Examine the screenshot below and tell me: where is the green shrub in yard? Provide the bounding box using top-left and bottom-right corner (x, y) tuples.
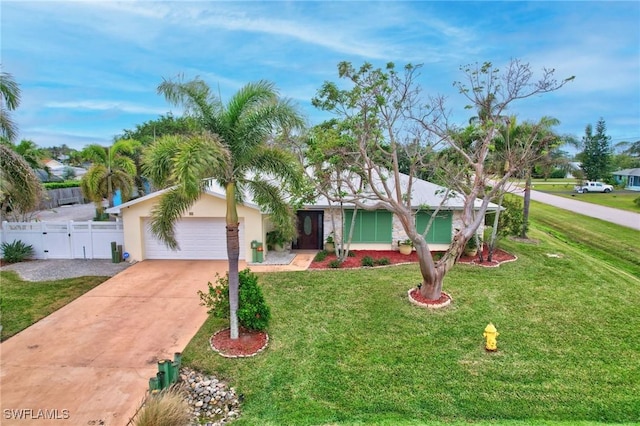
(43, 181), (80, 189)
(375, 257), (390, 265)
(1, 240), (35, 263)
(328, 259), (341, 268)
(198, 268), (270, 331)
(314, 250), (328, 262)
(361, 256), (375, 267)
(635, 196), (640, 207)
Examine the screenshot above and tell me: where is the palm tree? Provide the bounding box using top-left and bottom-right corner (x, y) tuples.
(0, 144), (43, 220)
(0, 70), (21, 142)
(144, 77), (305, 339)
(80, 139), (137, 216)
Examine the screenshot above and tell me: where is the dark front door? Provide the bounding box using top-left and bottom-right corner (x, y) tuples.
(295, 210), (323, 250)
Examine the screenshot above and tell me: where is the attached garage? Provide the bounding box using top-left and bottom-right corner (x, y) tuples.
(106, 187), (264, 263)
(143, 218), (245, 260)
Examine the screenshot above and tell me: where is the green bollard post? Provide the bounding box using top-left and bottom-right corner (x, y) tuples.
(156, 371), (166, 390)
(149, 376), (160, 391)
(157, 360), (171, 389)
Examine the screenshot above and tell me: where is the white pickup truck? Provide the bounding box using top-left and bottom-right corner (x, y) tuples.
(574, 181), (614, 193)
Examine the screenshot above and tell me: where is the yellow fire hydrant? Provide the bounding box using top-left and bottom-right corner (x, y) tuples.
(483, 323), (499, 352)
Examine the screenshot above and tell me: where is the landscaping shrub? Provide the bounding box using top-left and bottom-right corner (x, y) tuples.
(1, 240), (34, 263)
(375, 257), (390, 265)
(133, 388), (190, 426)
(361, 256), (375, 267)
(347, 250), (356, 257)
(313, 250), (328, 262)
(43, 181), (80, 190)
(328, 259), (341, 268)
(198, 268), (271, 331)
(634, 196), (640, 207)
(498, 196), (525, 236)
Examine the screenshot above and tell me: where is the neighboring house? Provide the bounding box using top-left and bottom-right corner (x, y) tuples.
(106, 175), (498, 262)
(566, 161), (582, 178)
(612, 168), (640, 191)
(42, 159), (87, 179)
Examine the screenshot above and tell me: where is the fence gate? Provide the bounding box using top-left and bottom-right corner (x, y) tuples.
(42, 222), (73, 259)
(1, 221), (124, 260)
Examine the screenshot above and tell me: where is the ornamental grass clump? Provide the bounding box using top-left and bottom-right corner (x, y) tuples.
(1, 240), (34, 263)
(133, 388), (190, 426)
(199, 268), (271, 331)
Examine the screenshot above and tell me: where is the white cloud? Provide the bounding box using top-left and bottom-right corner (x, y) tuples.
(45, 100), (166, 115)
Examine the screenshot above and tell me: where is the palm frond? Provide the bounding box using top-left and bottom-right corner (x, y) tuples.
(142, 135), (183, 188)
(0, 71), (21, 110)
(158, 76), (219, 122)
(0, 144), (43, 214)
(246, 179), (297, 240)
(241, 145), (304, 191)
(149, 188), (199, 250)
(82, 144), (108, 164)
(225, 80), (277, 126)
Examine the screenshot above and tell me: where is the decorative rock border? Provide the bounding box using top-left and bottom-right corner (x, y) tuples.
(209, 328), (269, 359)
(407, 288), (452, 309)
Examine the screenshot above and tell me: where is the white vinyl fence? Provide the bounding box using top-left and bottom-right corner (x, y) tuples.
(1, 221), (124, 260)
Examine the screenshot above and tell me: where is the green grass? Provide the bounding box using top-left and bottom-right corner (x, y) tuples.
(182, 218), (640, 424)
(0, 271), (108, 340)
(527, 200), (640, 277)
(541, 192), (640, 213)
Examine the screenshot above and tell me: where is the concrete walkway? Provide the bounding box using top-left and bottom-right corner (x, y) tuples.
(0, 255), (314, 425)
(504, 182), (640, 231)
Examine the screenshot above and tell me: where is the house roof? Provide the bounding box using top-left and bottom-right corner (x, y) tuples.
(307, 172), (499, 211)
(613, 168), (640, 177)
(105, 179), (261, 215)
(107, 173), (499, 215)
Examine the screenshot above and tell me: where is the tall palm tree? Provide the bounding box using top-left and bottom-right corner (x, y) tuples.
(0, 144), (43, 219)
(0, 70), (21, 142)
(80, 139), (137, 216)
(144, 77), (305, 339)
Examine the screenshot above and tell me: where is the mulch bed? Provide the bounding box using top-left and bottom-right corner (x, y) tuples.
(210, 327), (269, 358)
(309, 247), (516, 269)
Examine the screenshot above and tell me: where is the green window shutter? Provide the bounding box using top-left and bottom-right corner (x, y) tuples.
(416, 211), (452, 244)
(344, 210), (392, 243)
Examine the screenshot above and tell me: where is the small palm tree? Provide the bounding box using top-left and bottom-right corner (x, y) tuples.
(80, 139), (137, 216)
(144, 77), (305, 339)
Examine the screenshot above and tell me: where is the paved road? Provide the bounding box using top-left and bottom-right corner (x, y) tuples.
(503, 182), (640, 231)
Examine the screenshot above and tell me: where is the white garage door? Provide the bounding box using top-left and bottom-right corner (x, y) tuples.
(143, 218), (245, 260)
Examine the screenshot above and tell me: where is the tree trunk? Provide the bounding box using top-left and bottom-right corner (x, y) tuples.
(487, 192), (504, 262)
(226, 182), (240, 340)
(414, 238), (459, 300)
(521, 170), (531, 239)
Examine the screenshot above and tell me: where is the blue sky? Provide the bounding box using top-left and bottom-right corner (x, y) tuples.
(2, 1), (639, 152)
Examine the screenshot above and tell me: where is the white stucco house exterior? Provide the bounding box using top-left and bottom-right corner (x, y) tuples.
(106, 175), (498, 262)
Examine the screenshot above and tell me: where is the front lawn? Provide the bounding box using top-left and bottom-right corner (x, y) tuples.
(0, 271), (108, 341)
(182, 230), (640, 424)
(542, 191), (640, 213)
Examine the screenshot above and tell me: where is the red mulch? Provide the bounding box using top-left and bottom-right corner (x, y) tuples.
(409, 288), (451, 305)
(210, 327), (268, 358)
(309, 247), (515, 269)
(458, 245), (517, 267)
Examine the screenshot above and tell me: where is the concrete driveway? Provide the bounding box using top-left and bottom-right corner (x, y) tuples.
(0, 260), (230, 425)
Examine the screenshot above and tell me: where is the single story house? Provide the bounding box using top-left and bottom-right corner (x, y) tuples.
(106, 175), (498, 262)
(612, 168), (640, 191)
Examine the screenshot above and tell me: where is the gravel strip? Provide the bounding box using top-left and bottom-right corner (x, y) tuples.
(0, 259), (131, 281)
